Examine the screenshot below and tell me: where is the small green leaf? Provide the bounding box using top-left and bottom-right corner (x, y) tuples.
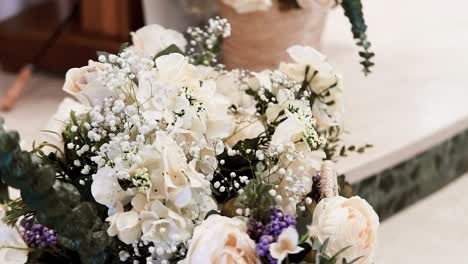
(119, 42), (129, 53)
(341, 0), (375, 75)
(320, 238), (330, 252)
(340, 146), (347, 156)
(329, 245), (352, 262)
(154, 44), (184, 59)
(343, 256), (364, 264)
(357, 147), (366, 153)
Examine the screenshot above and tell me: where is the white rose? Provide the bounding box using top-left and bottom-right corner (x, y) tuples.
(308, 196), (379, 264)
(185, 215), (259, 264)
(154, 54), (198, 88)
(62, 60), (112, 106)
(222, 0), (272, 14)
(130, 24), (187, 57)
(0, 207), (28, 264)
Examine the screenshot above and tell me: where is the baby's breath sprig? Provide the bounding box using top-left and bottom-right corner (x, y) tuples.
(186, 17), (231, 66)
(211, 137), (262, 202)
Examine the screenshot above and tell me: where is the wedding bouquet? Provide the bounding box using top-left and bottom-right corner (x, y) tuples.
(0, 18), (378, 264)
(221, 0), (375, 74)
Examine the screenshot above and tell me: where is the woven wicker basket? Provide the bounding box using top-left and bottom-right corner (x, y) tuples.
(219, 1), (328, 71)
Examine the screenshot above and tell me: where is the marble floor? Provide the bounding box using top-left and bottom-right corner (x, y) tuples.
(377, 173), (468, 263)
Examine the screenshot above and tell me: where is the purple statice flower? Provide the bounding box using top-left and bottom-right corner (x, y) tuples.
(256, 235), (273, 257)
(20, 219), (57, 248)
(265, 208), (296, 237)
(248, 207), (297, 264)
(247, 217), (265, 241)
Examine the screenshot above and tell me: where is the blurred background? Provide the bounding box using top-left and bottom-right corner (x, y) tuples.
(0, 0), (467, 263)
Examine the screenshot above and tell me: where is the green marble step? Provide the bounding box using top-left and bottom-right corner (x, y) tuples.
(2, 129), (468, 219)
(352, 128), (468, 221)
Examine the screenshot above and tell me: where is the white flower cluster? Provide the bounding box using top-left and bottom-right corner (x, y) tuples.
(186, 16), (231, 66)
(50, 21), (345, 262)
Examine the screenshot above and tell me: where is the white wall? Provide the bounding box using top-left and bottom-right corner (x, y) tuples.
(0, 0), (44, 22)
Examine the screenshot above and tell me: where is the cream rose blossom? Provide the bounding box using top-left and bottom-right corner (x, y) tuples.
(308, 196), (379, 264)
(185, 215), (259, 264)
(62, 61), (112, 106)
(131, 24), (187, 57)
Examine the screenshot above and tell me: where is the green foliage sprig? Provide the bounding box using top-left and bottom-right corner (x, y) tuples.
(340, 0), (375, 75)
(0, 118), (111, 264)
(237, 180), (275, 223)
(322, 126), (373, 160)
(2, 198), (33, 227)
(312, 238), (363, 264)
(274, 0), (375, 75)
(34, 112), (109, 210)
(186, 18), (230, 66)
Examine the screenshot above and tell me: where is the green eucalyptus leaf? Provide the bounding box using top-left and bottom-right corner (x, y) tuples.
(340, 0), (375, 75)
(154, 44), (184, 59)
(296, 207), (313, 243)
(119, 42), (130, 53)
